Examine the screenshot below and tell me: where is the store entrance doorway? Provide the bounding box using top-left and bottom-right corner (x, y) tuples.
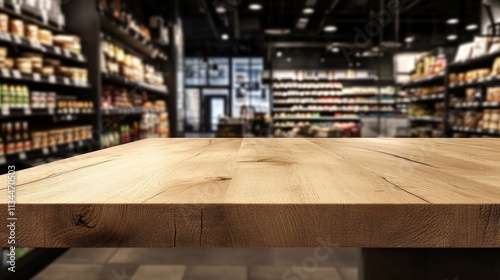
(202, 95), (228, 132)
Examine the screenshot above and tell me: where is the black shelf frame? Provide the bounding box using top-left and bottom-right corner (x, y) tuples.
(101, 73), (168, 96)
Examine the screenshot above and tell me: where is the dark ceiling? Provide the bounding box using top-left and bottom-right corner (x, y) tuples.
(182, 0), (483, 56)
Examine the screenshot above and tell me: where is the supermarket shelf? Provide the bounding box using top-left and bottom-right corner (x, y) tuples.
(401, 74), (445, 89)
(273, 93), (394, 97)
(408, 116), (443, 123)
(268, 78), (379, 83)
(448, 50), (500, 70)
(0, 139), (93, 166)
(99, 12), (168, 60)
(0, 1), (63, 33)
(273, 117), (361, 122)
(273, 108), (393, 113)
(0, 32), (86, 63)
(409, 93), (445, 102)
(274, 101), (393, 105)
(102, 73), (168, 95)
(0, 107), (94, 119)
(451, 126), (500, 137)
(102, 108), (167, 116)
(0, 69), (90, 88)
(272, 87), (343, 91)
(448, 75), (500, 90)
(451, 101), (500, 109)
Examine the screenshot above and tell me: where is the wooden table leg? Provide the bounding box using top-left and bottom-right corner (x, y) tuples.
(361, 249), (500, 280)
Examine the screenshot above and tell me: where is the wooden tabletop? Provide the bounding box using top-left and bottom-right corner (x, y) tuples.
(1, 138), (499, 248)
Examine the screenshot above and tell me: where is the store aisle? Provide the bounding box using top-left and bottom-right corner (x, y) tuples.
(33, 248), (361, 280)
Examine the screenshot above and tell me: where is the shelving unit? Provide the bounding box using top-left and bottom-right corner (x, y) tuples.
(269, 71), (396, 137)
(0, 0), (177, 278)
(446, 46), (500, 138)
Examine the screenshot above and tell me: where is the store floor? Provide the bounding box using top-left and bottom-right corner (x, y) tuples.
(33, 248), (361, 280)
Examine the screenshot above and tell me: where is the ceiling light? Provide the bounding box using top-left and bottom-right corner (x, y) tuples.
(331, 47), (340, 53)
(466, 24), (478, 30)
(265, 29), (291, 35)
(303, 8), (314, 14)
(249, 3), (262, 11)
(277, 51), (283, 57)
(215, 6), (226, 13)
(356, 62), (361, 67)
(405, 36), (414, 43)
(299, 18), (308, 23)
(221, 33), (229, 40)
(447, 18), (459, 25)
(287, 57), (292, 62)
(323, 25), (337, 32)
(447, 34), (458, 41)
(320, 57), (325, 63)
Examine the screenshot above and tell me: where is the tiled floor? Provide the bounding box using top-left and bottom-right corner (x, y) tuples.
(34, 248), (361, 280)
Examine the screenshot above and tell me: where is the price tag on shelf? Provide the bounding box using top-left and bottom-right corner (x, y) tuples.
(12, 35), (22, 45)
(78, 141), (84, 148)
(490, 129), (496, 134)
(12, 70), (21, 79)
(33, 73), (41, 81)
(48, 76), (56, 84)
(0, 156), (6, 165)
(18, 152), (26, 161)
(30, 40), (42, 49)
(1, 68), (10, 77)
(53, 47), (62, 55)
(63, 49), (71, 57)
(42, 147), (49, 155)
(76, 54), (84, 61)
(0, 31), (9, 41)
(1, 106), (9, 116)
(23, 107), (32, 115)
(51, 145), (58, 153)
(48, 107), (55, 115)
(473, 102), (479, 107)
(68, 143), (75, 150)
(63, 77), (71, 85)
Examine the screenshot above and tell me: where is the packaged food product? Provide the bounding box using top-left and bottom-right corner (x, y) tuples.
(38, 29), (53, 45)
(16, 58), (32, 73)
(0, 13), (8, 32)
(0, 47), (7, 59)
(25, 24), (38, 41)
(10, 19), (24, 37)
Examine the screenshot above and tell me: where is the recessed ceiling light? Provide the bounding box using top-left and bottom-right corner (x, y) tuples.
(265, 29), (291, 35)
(215, 6), (226, 13)
(323, 25), (337, 32)
(405, 36), (414, 43)
(447, 18), (459, 25)
(447, 34), (458, 41)
(303, 8), (314, 14)
(277, 51), (283, 57)
(331, 47), (340, 53)
(249, 3), (262, 11)
(221, 33), (229, 40)
(287, 57), (292, 62)
(466, 24), (478, 30)
(299, 18), (308, 23)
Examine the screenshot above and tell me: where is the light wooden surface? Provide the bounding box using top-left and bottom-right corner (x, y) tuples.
(0, 138), (499, 248)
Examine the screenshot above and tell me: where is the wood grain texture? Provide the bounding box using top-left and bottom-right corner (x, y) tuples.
(0, 138), (499, 248)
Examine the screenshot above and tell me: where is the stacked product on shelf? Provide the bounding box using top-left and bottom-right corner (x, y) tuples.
(98, 0), (152, 41)
(402, 51), (447, 137)
(0, 121), (92, 156)
(101, 37), (165, 88)
(447, 36), (500, 137)
(101, 85), (166, 111)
